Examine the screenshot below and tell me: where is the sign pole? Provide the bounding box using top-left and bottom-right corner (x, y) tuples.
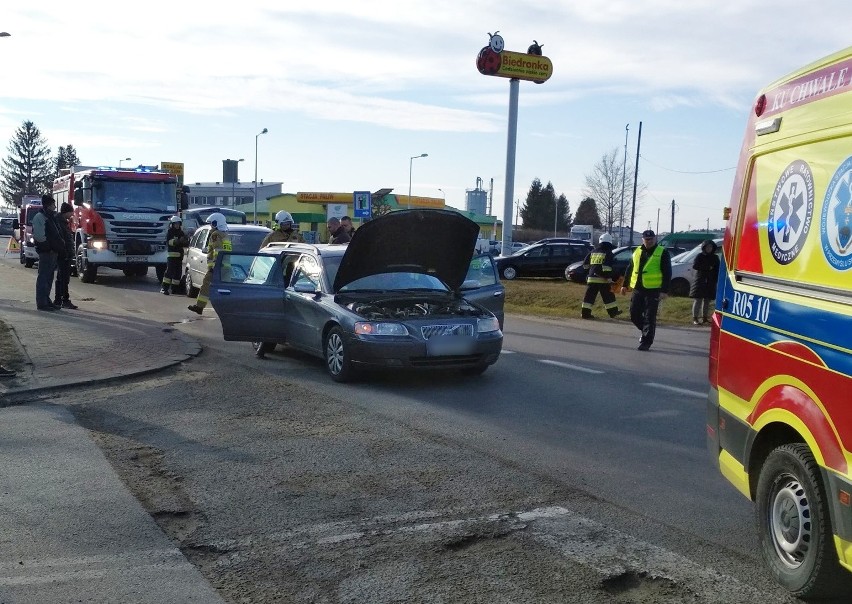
(502, 78), (519, 254)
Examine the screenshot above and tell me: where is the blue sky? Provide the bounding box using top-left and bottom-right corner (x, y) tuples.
(2, 1), (849, 233)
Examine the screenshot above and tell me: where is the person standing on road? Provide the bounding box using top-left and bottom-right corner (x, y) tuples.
(31, 194), (65, 311)
(187, 213), (231, 315)
(689, 239), (720, 325)
(53, 202), (78, 309)
(259, 211), (303, 248)
(580, 232), (621, 320)
(161, 216), (189, 295)
(620, 230), (672, 351)
(327, 217), (351, 244)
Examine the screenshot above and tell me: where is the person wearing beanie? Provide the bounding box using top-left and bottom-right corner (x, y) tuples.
(53, 201), (79, 309)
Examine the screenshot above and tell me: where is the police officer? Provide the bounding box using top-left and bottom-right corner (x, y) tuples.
(620, 230), (672, 351)
(187, 213), (231, 315)
(161, 215), (189, 295)
(581, 232), (621, 319)
(259, 210), (303, 248)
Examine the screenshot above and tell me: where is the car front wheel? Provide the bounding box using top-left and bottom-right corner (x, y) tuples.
(755, 443), (852, 598)
(325, 326), (356, 382)
(501, 265), (518, 280)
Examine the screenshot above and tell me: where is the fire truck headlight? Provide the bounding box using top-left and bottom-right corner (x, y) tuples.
(91, 240), (107, 250)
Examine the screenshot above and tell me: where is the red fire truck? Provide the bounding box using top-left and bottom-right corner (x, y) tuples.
(52, 165), (178, 283)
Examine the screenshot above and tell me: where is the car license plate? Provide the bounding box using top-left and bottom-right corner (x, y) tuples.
(126, 256), (147, 263)
(426, 336), (474, 357)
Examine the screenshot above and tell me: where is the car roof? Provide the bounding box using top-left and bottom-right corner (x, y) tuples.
(259, 241), (348, 258)
(196, 223), (270, 233)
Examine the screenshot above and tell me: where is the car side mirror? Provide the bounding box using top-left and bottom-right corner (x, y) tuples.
(294, 282), (319, 294)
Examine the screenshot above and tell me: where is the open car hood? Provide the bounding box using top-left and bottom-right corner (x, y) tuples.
(333, 209), (480, 293)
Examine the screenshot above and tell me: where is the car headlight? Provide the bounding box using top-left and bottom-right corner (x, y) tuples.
(354, 322), (408, 336)
(477, 317), (501, 333)
(91, 239), (107, 250)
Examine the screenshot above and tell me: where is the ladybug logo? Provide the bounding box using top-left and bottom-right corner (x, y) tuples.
(488, 31), (504, 53)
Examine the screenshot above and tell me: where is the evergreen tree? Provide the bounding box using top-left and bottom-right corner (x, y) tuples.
(0, 120), (53, 206)
(558, 194), (573, 230)
(54, 145), (82, 176)
(574, 197), (602, 228)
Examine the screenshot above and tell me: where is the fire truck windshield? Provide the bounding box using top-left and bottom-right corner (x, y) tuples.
(93, 180), (177, 213)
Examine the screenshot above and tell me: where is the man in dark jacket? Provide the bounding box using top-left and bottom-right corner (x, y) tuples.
(31, 195), (66, 311)
(53, 202), (78, 309)
(327, 217), (351, 244)
(689, 239), (720, 324)
(620, 230), (672, 351)
(580, 233), (621, 319)
(161, 215), (189, 295)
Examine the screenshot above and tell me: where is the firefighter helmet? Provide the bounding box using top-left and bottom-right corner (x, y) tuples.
(169, 215), (183, 224)
(275, 210), (294, 228)
(206, 212), (229, 232)
(599, 233), (613, 244)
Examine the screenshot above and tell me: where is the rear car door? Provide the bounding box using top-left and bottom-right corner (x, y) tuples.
(460, 254), (505, 328)
(209, 252), (289, 343)
(280, 254), (330, 355)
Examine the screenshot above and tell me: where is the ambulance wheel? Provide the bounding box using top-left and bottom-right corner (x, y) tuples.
(155, 264), (166, 282)
(24, 257), (34, 268)
(755, 443), (852, 598)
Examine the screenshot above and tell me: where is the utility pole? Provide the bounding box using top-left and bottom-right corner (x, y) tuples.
(620, 124), (629, 243)
(628, 121), (642, 245)
(670, 199), (676, 234)
(656, 208), (660, 235)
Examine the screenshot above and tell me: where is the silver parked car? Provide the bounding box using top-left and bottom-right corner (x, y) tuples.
(208, 209), (504, 382)
(183, 223), (271, 297)
(668, 238), (723, 296)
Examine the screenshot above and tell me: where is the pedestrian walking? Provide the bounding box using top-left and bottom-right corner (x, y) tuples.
(53, 202), (78, 309)
(161, 215), (189, 295)
(31, 194), (65, 311)
(580, 232), (621, 319)
(690, 239), (720, 325)
(187, 213), (231, 315)
(620, 230), (672, 351)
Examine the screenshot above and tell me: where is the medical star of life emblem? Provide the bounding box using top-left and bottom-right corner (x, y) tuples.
(768, 160), (814, 265)
(820, 156), (852, 271)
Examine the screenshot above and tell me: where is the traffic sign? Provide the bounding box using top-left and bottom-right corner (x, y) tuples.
(353, 191), (372, 219)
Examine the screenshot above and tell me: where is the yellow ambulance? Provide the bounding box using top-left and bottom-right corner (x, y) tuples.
(708, 46), (852, 598)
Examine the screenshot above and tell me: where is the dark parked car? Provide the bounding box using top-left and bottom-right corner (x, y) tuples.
(0, 217), (14, 236)
(208, 209), (504, 382)
(564, 245), (638, 283)
(494, 241), (592, 280)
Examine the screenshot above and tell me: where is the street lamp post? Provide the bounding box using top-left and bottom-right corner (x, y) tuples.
(119, 157), (131, 168)
(437, 188), (445, 205)
(408, 153), (428, 209)
(619, 123), (629, 243)
(254, 128), (268, 225)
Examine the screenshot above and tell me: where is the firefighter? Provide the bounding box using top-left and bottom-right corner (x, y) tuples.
(161, 215), (189, 295)
(187, 213), (231, 315)
(620, 230), (672, 351)
(259, 210), (303, 248)
(581, 232), (621, 319)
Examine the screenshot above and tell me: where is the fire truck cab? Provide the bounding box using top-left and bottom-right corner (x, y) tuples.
(54, 166), (178, 283)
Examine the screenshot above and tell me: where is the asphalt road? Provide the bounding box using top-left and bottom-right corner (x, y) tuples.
(1, 249), (813, 603)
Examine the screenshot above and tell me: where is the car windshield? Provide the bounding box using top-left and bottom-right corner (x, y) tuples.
(339, 271), (449, 293)
(93, 179), (177, 212)
(227, 230), (270, 253)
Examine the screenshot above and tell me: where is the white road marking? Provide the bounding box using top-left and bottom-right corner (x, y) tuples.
(644, 383), (706, 399)
(539, 359), (604, 374)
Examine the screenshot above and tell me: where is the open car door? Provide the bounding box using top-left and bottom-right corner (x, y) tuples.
(209, 252), (289, 343)
(459, 254), (505, 328)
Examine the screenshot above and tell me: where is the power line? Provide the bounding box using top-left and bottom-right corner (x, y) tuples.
(639, 154), (735, 174)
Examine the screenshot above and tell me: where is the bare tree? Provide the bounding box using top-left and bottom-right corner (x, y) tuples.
(582, 147), (644, 234)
